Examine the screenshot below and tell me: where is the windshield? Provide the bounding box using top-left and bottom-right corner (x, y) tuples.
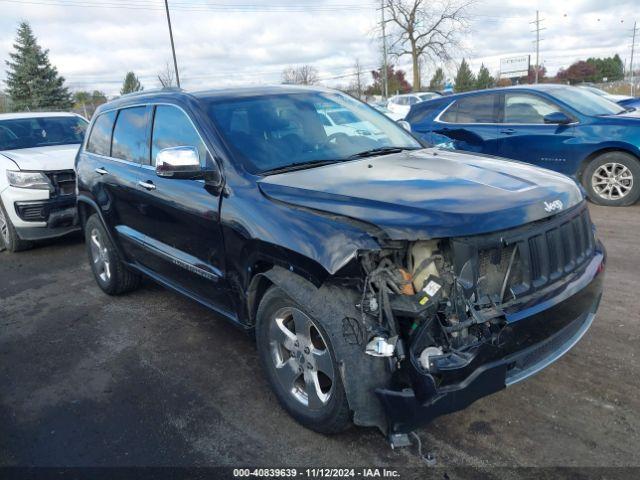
(206, 91), (421, 174)
(0, 116), (88, 151)
(552, 87), (625, 116)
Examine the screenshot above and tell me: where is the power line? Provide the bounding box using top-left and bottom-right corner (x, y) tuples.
(0, 0), (375, 12)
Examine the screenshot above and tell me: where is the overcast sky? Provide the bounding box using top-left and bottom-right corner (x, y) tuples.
(0, 0), (638, 96)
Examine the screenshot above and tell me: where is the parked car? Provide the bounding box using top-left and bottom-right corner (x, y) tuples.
(0, 112), (87, 252)
(406, 84), (640, 206)
(318, 107), (386, 141)
(76, 86), (605, 442)
(387, 92), (442, 118)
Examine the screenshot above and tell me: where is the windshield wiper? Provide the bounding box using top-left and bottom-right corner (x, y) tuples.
(261, 159), (344, 175)
(347, 146), (412, 159)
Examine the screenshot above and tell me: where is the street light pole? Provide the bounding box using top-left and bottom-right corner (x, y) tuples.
(164, 0), (181, 88)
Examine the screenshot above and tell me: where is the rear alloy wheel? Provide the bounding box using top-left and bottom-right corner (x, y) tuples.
(84, 214), (141, 295)
(256, 286), (351, 434)
(584, 152), (640, 206)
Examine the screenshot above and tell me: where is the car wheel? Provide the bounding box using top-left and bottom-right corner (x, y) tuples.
(256, 285), (351, 434)
(84, 214), (141, 295)
(583, 152), (640, 206)
(0, 200), (32, 252)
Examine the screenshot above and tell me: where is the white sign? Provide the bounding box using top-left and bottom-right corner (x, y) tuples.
(500, 55), (530, 79)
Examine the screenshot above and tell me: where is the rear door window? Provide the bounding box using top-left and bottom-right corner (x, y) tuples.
(151, 105), (207, 165)
(503, 93), (564, 124)
(86, 111), (116, 156)
(440, 94), (499, 123)
(111, 107), (149, 163)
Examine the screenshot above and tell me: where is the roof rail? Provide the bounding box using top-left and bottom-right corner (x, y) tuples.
(119, 87), (184, 98)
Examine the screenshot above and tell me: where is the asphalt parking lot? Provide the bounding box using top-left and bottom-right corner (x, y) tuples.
(1, 203), (639, 472)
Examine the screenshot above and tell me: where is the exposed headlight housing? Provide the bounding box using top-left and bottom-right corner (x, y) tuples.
(6, 170), (52, 190)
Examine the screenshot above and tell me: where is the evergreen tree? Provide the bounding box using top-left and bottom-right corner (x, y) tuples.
(475, 64), (494, 89)
(454, 59), (476, 93)
(5, 22), (72, 111)
(121, 72), (143, 95)
(429, 68), (445, 90)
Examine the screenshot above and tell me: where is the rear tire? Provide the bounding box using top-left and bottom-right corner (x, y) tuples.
(256, 285), (351, 434)
(84, 214), (140, 295)
(583, 151), (640, 206)
(0, 200), (32, 253)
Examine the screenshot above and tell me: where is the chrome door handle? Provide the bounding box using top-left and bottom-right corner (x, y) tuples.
(500, 128), (516, 135)
(137, 180), (156, 191)
(95, 167), (109, 175)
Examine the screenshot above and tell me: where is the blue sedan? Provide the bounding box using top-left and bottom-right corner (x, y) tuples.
(405, 84), (640, 206)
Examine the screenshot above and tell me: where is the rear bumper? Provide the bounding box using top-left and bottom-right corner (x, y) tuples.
(376, 244), (605, 434)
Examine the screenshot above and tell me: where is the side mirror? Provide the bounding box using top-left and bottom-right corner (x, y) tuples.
(397, 120), (411, 132)
(543, 112), (572, 125)
(156, 146), (204, 179)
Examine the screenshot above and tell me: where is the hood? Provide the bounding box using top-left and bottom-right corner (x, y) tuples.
(258, 148), (584, 240)
(1, 144), (80, 171)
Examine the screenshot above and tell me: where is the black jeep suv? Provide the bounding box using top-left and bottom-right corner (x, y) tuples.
(76, 86), (605, 440)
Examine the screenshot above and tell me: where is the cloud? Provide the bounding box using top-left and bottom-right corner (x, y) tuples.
(0, 0), (638, 96)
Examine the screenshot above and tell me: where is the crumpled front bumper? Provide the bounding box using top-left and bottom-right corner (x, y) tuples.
(376, 244), (605, 434)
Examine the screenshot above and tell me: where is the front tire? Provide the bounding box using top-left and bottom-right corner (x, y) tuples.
(84, 214), (140, 295)
(0, 200), (31, 253)
(583, 152), (640, 206)
(256, 286), (351, 434)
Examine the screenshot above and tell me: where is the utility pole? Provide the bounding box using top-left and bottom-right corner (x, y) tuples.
(164, 0), (181, 88)
(354, 59), (363, 100)
(530, 10), (545, 84)
(631, 21), (638, 96)
(381, 0), (389, 99)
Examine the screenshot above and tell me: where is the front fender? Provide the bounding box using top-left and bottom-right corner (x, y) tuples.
(260, 266), (392, 433)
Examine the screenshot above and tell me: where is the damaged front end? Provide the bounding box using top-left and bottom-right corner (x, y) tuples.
(354, 203), (605, 435)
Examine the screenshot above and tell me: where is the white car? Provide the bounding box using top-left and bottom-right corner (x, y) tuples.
(0, 112), (88, 252)
(319, 108), (387, 141)
(386, 92), (442, 118)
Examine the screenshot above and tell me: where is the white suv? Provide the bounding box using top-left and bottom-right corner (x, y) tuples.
(387, 92), (442, 118)
(0, 112), (88, 252)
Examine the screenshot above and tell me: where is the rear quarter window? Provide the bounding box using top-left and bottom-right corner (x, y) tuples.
(406, 99), (450, 124)
(86, 111), (116, 156)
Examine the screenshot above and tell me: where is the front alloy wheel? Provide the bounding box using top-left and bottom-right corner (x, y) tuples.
(584, 152), (640, 206)
(591, 162), (633, 201)
(269, 306), (335, 410)
(0, 205), (9, 248)
(256, 286), (351, 434)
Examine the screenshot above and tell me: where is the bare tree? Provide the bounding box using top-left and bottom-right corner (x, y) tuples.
(281, 65), (319, 85)
(157, 62), (175, 88)
(384, 0), (473, 91)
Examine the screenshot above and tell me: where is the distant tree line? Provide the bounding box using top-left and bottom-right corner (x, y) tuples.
(556, 55), (624, 84)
